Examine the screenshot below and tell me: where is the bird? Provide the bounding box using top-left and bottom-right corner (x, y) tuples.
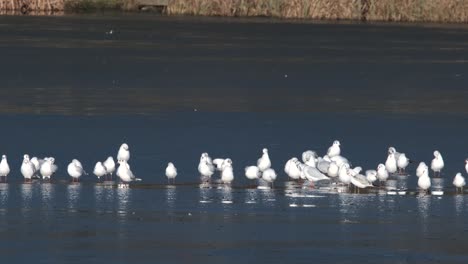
(220, 159), (234, 185)
(212, 158), (225, 171)
(117, 143), (130, 162)
(30, 157), (42, 179)
(327, 161), (339, 179)
(116, 160), (137, 183)
(103, 156), (116, 180)
(453, 172), (466, 193)
(93, 162), (106, 181)
(21, 154), (35, 182)
(0, 155), (10, 182)
(261, 168), (277, 188)
(365, 170), (377, 185)
(67, 159), (85, 182)
(40, 157), (57, 181)
(350, 173), (373, 193)
(257, 148), (271, 172)
(317, 157), (331, 174)
(418, 167), (431, 193)
(397, 153), (410, 174)
(302, 150), (317, 167)
(198, 153), (214, 183)
(327, 140), (341, 158)
(385, 153), (397, 174)
(377, 163), (389, 185)
(165, 162), (177, 184)
(338, 163), (351, 186)
(431, 150), (444, 177)
(388, 147), (401, 161)
(465, 159), (468, 174)
(285, 158), (301, 180)
(416, 162), (428, 177)
(301, 164), (330, 187)
(245, 165), (261, 183)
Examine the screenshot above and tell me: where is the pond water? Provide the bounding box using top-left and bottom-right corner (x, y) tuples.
(0, 14), (467, 263)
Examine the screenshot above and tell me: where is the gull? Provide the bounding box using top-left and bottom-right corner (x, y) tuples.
(365, 170), (377, 184)
(40, 157), (57, 181)
(30, 157), (42, 179)
(213, 159), (225, 171)
(21, 154), (35, 183)
(103, 156), (116, 180)
(301, 164), (330, 188)
(388, 147), (401, 161)
(330, 155), (349, 167)
(67, 159), (85, 182)
(417, 167), (431, 193)
(317, 157), (330, 174)
(220, 159), (234, 185)
(198, 153), (214, 183)
(257, 148), (271, 172)
(416, 162), (428, 177)
(165, 162), (177, 184)
(338, 163), (351, 186)
(200, 152), (213, 164)
(377, 163), (389, 185)
(431, 150), (444, 177)
(285, 158), (301, 180)
(261, 168), (277, 188)
(453, 172), (466, 193)
(327, 140), (341, 158)
(116, 160), (140, 183)
(117, 143), (130, 162)
(350, 173), (373, 193)
(327, 161), (339, 178)
(397, 153), (410, 174)
(93, 162), (106, 181)
(245, 165), (261, 183)
(302, 150), (317, 167)
(0, 155), (10, 182)
(385, 153), (397, 174)
(465, 159), (468, 174)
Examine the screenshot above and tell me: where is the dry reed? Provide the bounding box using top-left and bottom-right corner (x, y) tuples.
(1, 0), (468, 23)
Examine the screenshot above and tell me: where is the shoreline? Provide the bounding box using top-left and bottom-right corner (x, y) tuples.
(0, 0), (468, 24)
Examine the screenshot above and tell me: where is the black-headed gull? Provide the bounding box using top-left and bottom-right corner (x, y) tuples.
(453, 172), (466, 193)
(397, 153), (410, 174)
(0, 155), (10, 182)
(103, 156), (116, 180)
(93, 162), (106, 181)
(117, 143), (130, 162)
(220, 159), (234, 185)
(165, 162), (177, 184)
(416, 162), (428, 177)
(21, 154), (35, 182)
(67, 159), (85, 182)
(431, 150), (444, 177)
(257, 148), (271, 172)
(385, 153), (397, 174)
(327, 140), (341, 158)
(418, 167), (431, 193)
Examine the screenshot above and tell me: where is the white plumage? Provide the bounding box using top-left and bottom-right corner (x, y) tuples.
(257, 148), (271, 172)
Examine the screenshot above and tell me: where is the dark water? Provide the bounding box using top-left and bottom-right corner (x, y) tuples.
(0, 14), (468, 263)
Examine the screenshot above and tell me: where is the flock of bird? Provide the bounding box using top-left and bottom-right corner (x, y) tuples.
(0, 141), (466, 193)
(0, 143), (139, 184)
(192, 140), (468, 193)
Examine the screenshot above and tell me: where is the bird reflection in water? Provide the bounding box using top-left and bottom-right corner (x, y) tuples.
(244, 188), (258, 204)
(416, 194), (431, 235)
(259, 188), (276, 206)
(218, 185), (233, 205)
(165, 185), (176, 209)
(454, 194), (464, 215)
(116, 185), (131, 219)
(67, 183), (81, 211)
(199, 183), (213, 204)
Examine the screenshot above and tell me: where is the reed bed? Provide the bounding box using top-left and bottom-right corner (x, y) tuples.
(1, 0), (468, 23)
(166, 0), (468, 22)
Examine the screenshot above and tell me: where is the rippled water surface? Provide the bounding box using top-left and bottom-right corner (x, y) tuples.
(0, 14), (468, 263)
